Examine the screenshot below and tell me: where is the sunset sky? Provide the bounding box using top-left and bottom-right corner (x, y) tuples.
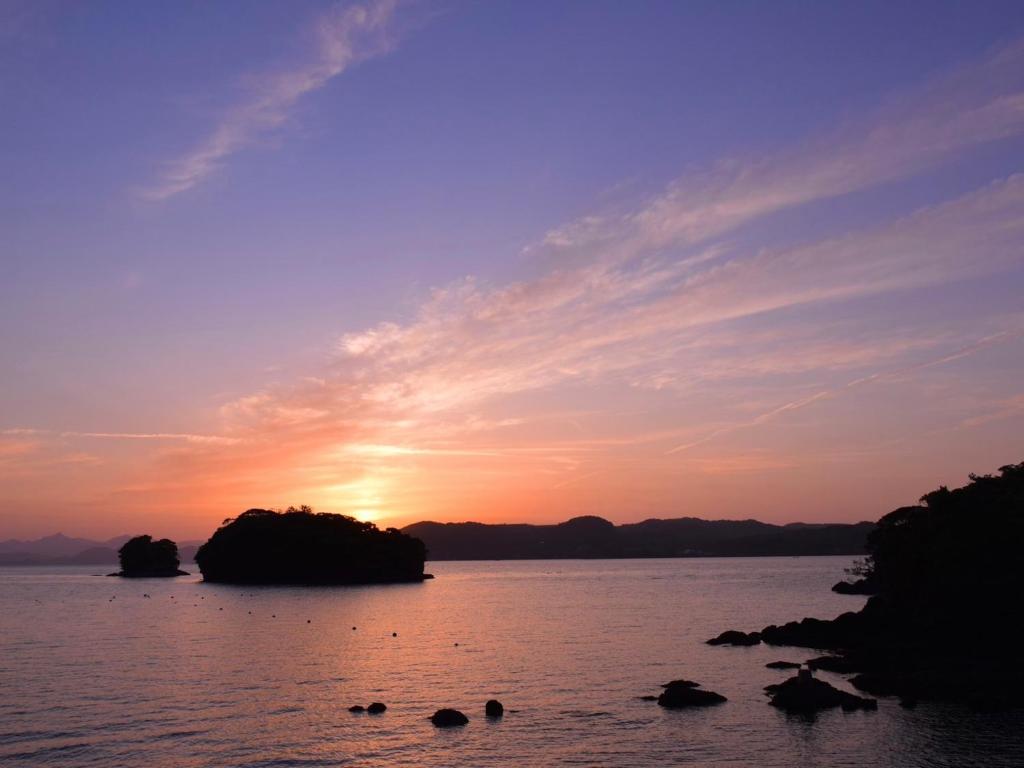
(3, 0), (1024, 540)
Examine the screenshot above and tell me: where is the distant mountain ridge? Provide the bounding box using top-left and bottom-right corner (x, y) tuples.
(0, 534), (201, 566)
(402, 515), (875, 560)
(0, 515), (874, 566)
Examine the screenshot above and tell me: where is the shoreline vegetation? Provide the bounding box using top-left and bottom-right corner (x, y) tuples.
(194, 506), (429, 585)
(708, 462), (1024, 711)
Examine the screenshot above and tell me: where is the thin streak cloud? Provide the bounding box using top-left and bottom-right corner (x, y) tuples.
(141, 0), (398, 201)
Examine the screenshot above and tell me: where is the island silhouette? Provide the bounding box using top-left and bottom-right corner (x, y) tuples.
(112, 535), (189, 577)
(194, 506), (428, 585)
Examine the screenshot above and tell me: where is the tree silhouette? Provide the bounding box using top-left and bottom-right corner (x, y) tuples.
(862, 461), (1024, 642)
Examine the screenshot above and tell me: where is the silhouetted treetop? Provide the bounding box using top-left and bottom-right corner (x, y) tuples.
(195, 507), (427, 585)
(863, 461), (1024, 638)
(711, 460), (1024, 709)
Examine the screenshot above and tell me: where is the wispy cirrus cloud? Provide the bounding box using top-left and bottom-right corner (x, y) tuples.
(1, 428), (239, 445)
(141, 0), (398, 201)
(542, 37), (1024, 255)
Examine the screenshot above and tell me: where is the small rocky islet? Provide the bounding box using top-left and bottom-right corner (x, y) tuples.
(194, 507), (429, 585)
(765, 670), (877, 714)
(109, 535), (189, 578)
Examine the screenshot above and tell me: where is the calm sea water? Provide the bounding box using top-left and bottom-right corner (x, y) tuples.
(1, 557), (1021, 767)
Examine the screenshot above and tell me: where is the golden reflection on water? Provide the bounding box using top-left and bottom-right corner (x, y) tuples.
(1, 559), (1023, 767)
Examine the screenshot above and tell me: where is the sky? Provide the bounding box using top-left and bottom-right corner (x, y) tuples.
(2, 0), (1024, 540)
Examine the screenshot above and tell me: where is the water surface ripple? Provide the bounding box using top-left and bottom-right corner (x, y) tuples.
(1, 558), (1021, 767)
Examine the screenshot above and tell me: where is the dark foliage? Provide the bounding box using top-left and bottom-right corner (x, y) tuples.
(862, 462), (1024, 642)
(117, 535), (185, 577)
(195, 506), (427, 585)
(712, 462), (1024, 709)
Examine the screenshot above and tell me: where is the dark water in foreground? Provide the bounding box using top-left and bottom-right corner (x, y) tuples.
(1, 557), (1021, 767)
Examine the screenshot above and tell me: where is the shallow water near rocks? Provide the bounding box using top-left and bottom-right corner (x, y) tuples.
(1, 557), (1021, 767)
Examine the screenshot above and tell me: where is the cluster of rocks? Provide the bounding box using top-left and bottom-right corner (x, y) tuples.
(348, 700), (503, 727)
(706, 611), (865, 649)
(765, 669), (877, 714)
(348, 702), (386, 714)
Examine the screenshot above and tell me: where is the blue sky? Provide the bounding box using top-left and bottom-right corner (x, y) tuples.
(3, 1), (1024, 537)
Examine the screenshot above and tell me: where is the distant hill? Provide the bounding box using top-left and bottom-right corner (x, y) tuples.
(402, 515), (875, 560)
(0, 534), (202, 566)
(0, 516), (873, 566)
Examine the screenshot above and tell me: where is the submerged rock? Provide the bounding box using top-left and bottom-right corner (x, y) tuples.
(759, 612), (864, 648)
(637, 695), (658, 701)
(806, 655), (860, 674)
(706, 630), (761, 646)
(766, 670), (877, 714)
(367, 702), (387, 714)
(765, 661), (802, 670)
(348, 705), (365, 713)
(660, 679), (700, 688)
(657, 681), (727, 708)
(831, 577), (877, 595)
(485, 699), (504, 717)
(431, 708), (469, 727)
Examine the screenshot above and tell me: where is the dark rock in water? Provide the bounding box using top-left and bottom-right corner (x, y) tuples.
(849, 672), (905, 698)
(367, 702), (387, 714)
(657, 681), (727, 708)
(766, 670), (877, 714)
(113, 535), (189, 577)
(832, 577), (877, 595)
(431, 708), (469, 727)
(485, 699), (503, 717)
(660, 679), (700, 688)
(806, 655), (860, 674)
(707, 630), (761, 646)
(348, 705), (365, 713)
(766, 661), (802, 670)
(637, 695), (658, 701)
(194, 506), (428, 585)
(759, 612), (864, 649)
